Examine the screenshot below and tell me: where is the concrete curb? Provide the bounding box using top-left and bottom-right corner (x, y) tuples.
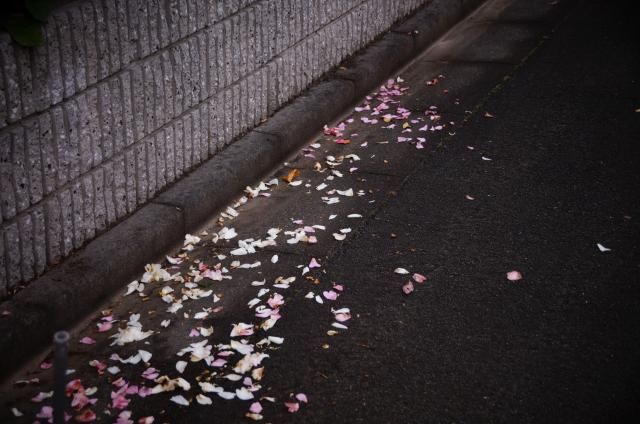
(0, 0), (486, 381)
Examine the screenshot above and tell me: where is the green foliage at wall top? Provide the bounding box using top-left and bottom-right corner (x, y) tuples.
(0, 0), (51, 47)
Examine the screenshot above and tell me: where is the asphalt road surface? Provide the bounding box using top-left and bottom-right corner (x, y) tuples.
(2, 0), (639, 422)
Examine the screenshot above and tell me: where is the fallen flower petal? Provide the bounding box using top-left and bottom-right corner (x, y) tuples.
(230, 323), (254, 337)
(97, 321), (113, 332)
(402, 281), (415, 294)
(79, 336), (96, 345)
(196, 394), (213, 405)
(285, 401), (300, 413)
(412, 273), (427, 283)
(31, 391), (54, 403)
(236, 387), (254, 400)
(176, 361), (187, 373)
(296, 393), (308, 403)
(245, 412), (264, 421)
(597, 243), (611, 252)
(506, 270), (523, 281)
(36, 405), (54, 421)
(309, 257), (321, 268)
(323, 290), (338, 300)
(394, 267), (409, 275)
(170, 395), (190, 406)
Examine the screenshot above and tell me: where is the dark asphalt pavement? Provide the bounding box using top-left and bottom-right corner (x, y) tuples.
(3, 0), (639, 422)
(263, 1), (640, 422)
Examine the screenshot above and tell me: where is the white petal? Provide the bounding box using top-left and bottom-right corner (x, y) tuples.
(138, 350), (152, 363)
(199, 382), (222, 393)
(170, 395), (190, 406)
(176, 361), (188, 373)
(394, 267), (410, 274)
(236, 387), (254, 400)
(217, 391), (236, 400)
(224, 374), (243, 381)
(196, 394), (213, 405)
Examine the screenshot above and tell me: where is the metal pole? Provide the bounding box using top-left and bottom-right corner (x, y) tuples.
(53, 331), (70, 424)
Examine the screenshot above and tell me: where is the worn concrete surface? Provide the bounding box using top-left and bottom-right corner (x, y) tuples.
(2, 0), (639, 422)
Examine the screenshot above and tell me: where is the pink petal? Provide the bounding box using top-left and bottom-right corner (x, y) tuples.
(267, 293), (285, 309)
(72, 391), (90, 409)
(31, 392), (50, 403)
(309, 258), (321, 268)
(295, 393), (308, 403)
(115, 410), (133, 424)
(333, 284), (344, 292)
(138, 387), (153, 398)
(111, 392), (130, 410)
(249, 402), (263, 414)
(412, 273), (427, 283)
(96, 321), (112, 332)
(284, 401), (300, 413)
(211, 359), (227, 367)
(507, 270), (522, 281)
(335, 312), (351, 322)
(40, 361), (52, 370)
(36, 406), (53, 420)
(402, 281), (414, 295)
(79, 336), (96, 345)
(323, 290), (338, 300)
(138, 417), (155, 424)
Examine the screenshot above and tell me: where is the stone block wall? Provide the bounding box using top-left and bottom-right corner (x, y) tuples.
(0, 0), (430, 297)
